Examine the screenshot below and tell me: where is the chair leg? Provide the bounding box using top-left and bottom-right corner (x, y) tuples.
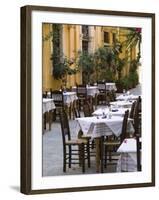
(52, 109), (56, 121)
(91, 139), (95, 149)
(81, 144), (85, 173)
(109, 151), (112, 162)
(43, 113), (46, 130)
(63, 147), (66, 172)
(87, 142), (90, 168)
(100, 136), (104, 173)
(69, 145), (72, 168)
(104, 145), (107, 168)
(78, 145), (82, 166)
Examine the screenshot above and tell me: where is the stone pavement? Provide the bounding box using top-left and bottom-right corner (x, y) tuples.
(42, 84), (141, 176)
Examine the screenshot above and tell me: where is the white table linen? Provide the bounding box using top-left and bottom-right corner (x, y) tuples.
(116, 138), (138, 172)
(92, 107), (129, 117)
(43, 98), (56, 114)
(63, 91), (78, 106)
(47, 91), (78, 106)
(76, 116), (134, 138)
(106, 83), (117, 91)
(97, 82), (117, 91)
(116, 94), (139, 101)
(72, 86), (99, 97)
(110, 101), (133, 108)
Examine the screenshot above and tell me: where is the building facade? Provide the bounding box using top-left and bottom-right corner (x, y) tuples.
(42, 24), (139, 91)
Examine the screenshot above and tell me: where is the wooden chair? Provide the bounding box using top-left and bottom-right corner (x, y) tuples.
(97, 81), (109, 105)
(133, 96), (141, 137)
(136, 135), (142, 171)
(75, 101), (95, 151)
(59, 109), (90, 172)
(73, 105), (81, 118)
(51, 90), (64, 120)
(108, 90), (116, 102)
(83, 101), (92, 117)
(76, 84), (88, 111)
(129, 101), (136, 119)
(101, 110), (129, 172)
(42, 91), (47, 98)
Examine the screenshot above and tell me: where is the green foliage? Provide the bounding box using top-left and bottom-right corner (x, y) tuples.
(99, 69), (115, 82)
(121, 76), (130, 90)
(77, 51), (95, 83)
(94, 47), (116, 82)
(122, 28), (142, 62)
(129, 59), (139, 72)
(52, 57), (78, 80)
(94, 47), (115, 70)
(116, 57), (126, 80)
(51, 24), (78, 81)
(128, 71), (139, 87)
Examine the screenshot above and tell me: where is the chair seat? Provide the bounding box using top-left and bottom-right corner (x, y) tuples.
(66, 138), (88, 145)
(104, 140), (120, 146)
(81, 135), (91, 139)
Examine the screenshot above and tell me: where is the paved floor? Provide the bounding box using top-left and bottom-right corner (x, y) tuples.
(42, 84), (141, 176)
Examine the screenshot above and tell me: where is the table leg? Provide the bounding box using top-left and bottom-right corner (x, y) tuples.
(95, 94), (97, 109)
(95, 138), (100, 172)
(49, 111), (52, 130)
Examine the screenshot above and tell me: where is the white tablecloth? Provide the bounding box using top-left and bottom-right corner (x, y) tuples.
(72, 86), (99, 97)
(106, 83), (117, 91)
(43, 98), (56, 114)
(63, 91), (78, 106)
(116, 138), (138, 172)
(48, 91), (78, 106)
(97, 82), (117, 91)
(116, 94), (139, 101)
(110, 101), (133, 108)
(76, 116), (134, 138)
(92, 107), (129, 117)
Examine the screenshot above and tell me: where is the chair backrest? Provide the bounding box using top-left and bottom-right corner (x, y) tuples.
(51, 90), (64, 107)
(43, 91), (47, 98)
(76, 84), (87, 98)
(110, 90), (116, 101)
(97, 81), (106, 93)
(136, 135), (141, 171)
(59, 109), (71, 144)
(129, 101), (136, 119)
(89, 102), (94, 113)
(120, 110), (129, 143)
(133, 96), (141, 136)
(73, 106), (81, 118)
(83, 102), (92, 117)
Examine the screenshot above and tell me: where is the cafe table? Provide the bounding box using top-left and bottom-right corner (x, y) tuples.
(110, 100), (133, 108)
(76, 116), (134, 172)
(92, 107), (130, 117)
(72, 85), (99, 109)
(43, 98), (56, 130)
(48, 91), (78, 119)
(47, 91), (78, 106)
(72, 85), (99, 97)
(116, 138), (140, 172)
(106, 82), (117, 91)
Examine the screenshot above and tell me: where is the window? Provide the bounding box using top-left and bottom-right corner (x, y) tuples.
(104, 31), (109, 43)
(113, 33), (116, 43)
(82, 25), (89, 40)
(82, 40), (88, 52)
